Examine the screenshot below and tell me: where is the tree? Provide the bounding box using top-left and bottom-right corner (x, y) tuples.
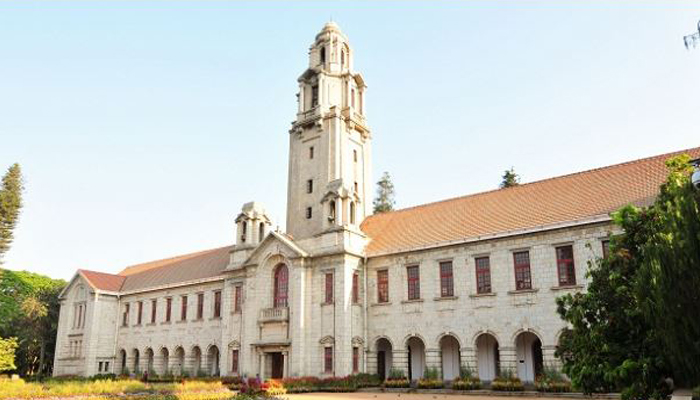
(500, 167), (519, 188)
(373, 171), (396, 214)
(556, 154), (700, 399)
(0, 163), (24, 264)
(0, 269), (65, 377)
(636, 155), (700, 388)
(0, 337), (18, 372)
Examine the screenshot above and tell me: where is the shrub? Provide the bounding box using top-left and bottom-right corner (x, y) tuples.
(452, 376), (482, 390)
(278, 376), (319, 393)
(388, 367), (405, 380)
(349, 373), (381, 388)
(417, 378), (443, 389)
(384, 378), (410, 388)
(319, 376), (357, 392)
(491, 370), (524, 392)
(459, 364), (475, 379)
(535, 365), (571, 393)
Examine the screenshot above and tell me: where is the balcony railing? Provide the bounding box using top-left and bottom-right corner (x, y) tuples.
(259, 307), (289, 323)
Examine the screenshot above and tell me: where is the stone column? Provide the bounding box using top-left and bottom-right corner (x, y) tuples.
(499, 346), (518, 375)
(282, 351), (288, 378)
(392, 349), (409, 377)
(542, 345), (559, 369)
(425, 348), (441, 376)
(461, 346), (477, 375)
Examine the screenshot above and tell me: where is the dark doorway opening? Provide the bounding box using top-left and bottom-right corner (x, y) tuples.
(270, 352), (283, 379)
(377, 351), (386, 381)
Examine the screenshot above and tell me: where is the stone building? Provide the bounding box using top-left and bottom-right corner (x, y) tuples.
(53, 22), (700, 383)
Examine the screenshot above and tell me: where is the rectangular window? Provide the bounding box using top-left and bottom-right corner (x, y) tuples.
(354, 181), (358, 193)
(475, 256), (492, 294)
(99, 361), (103, 372)
(214, 291), (222, 318)
(325, 273), (334, 304)
(151, 299), (157, 323)
(556, 245), (576, 286)
(309, 146), (314, 159)
(439, 261), (454, 297)
(196, 293), (204, 320)
(352, 346), (359, 373)
(307, 179), (313, 194)
(231, 349), (239, 373)
(377, 270), (389, 303)
(306, 207), (312, 219)
(105, 361), (109, 372)
(324, 346), (333, 373)
(406, 265), (420, 300)
(353, 149), (358, 162)
(137, 301), (143, 325)
(311, 85), (319, 107)
(122, 303), (129, 327)
(513, 251), (532, 290)
(352, 272), (359, 304)
(181, 295), (188, 321)
(165, 298), (172, 322)
(234, 286), (242, 313)
(602, 240), (610, 258)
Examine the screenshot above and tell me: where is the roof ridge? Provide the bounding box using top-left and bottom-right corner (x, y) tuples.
(363, 146), (699, 221)
(118, 245), (232, 276)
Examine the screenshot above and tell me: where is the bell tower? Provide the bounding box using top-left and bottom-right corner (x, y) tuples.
(286, 22), (371, 240)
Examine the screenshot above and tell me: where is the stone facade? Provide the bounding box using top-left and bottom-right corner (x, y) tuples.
(54, 22), (619, 383)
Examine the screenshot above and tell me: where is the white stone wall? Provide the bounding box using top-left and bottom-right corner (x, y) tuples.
(364, 222), (615, 381)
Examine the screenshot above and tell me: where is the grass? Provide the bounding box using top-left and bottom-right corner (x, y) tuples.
(0, 378), (228, 399)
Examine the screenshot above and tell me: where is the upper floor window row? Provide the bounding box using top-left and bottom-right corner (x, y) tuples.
(372, 242), (599, 303)
(120, 288), (230, 327)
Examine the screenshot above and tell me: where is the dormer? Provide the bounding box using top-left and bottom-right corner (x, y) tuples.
(235, 202), (272, 247)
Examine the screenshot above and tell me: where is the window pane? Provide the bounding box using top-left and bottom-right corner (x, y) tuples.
(513, 251), (532, 290)
(439, 261), (454, 297)
(377, 270), (389, 303)
(407, 265), (420, 300)
(556, 245), (576, 286)
(475, 257), (492, 294)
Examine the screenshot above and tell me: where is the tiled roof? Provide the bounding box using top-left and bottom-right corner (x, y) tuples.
(79, 269), (125, 292)
(77, 246), (232, 293)
(361, 147), (700, 256)
(118, 246), (233, 292)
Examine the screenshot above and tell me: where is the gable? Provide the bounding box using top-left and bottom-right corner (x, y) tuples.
(241, 231), (309, 267)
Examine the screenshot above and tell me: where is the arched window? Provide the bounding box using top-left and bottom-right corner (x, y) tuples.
(350, 202), (356, 225)
(329, 201), (336, 222)
(351, 88), (355, 108)
(341, 50), (345, 67)
(320, 47), (326, 65)
(241, 221), (247, 243)
(258, 222), (265, 243)
(273, 264), (289, 308)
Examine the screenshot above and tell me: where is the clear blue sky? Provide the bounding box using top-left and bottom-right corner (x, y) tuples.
(1, 2), (698, 281)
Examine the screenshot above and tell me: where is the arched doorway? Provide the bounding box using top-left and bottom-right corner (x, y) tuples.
(192, 346), (202, 375)
(476, 333), (499, 381)
(132, 349), (140, 373)
(145, 348), (154, 374)
(207, 346), (220, 376)
(273, 264), (288, 308)
(375, 338), (393, 381)
(440, 335), (460, 380)
(406, 336), (426, 380)
(119, 349), (127, 374)
(174, 347), (185, 375)
(159, 347), (169, 375)
(515, 331), (543, 382)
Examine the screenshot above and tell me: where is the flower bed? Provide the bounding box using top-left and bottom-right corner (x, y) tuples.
(452, 376), (482, 390)
(535, 365), (571, 392)
(491, 376), (524, 391)
(384, 378), (410, 388)
(417, 379), (444, 389)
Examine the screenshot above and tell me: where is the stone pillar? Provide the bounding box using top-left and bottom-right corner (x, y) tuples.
(499, 346), (518, 375)
(425, 348), (441, 376)
(542, 345), (559, 369)
(392, 349), (409, 377)
(461, 346), (477, 375)
(282, 351), (288, 378)
(366, 350), (377, 375)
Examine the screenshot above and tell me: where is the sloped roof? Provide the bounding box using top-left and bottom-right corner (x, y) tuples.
(78, 269), (125, 292)
(118, 246), (233, 292)
(361, 147), (700, 256)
